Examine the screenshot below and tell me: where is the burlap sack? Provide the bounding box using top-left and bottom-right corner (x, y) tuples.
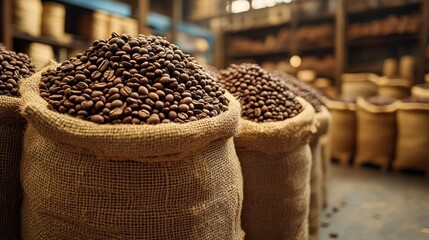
(411, 85), (429, 100)
(309, 106), (331, 239)
(326, 100), (356, 165)
(341, 73), (378, 98)
(0, 96), (26, 240)
(393, 102), (429, 174)
(376, 78), (411, 100)
(235, 97), (316, 240)
(19, 62), (245, 240)
(355, 98), (398, 170)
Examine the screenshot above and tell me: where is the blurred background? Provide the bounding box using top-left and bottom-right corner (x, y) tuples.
(0, 0), (428, 91)
(1, 0), (428, 239)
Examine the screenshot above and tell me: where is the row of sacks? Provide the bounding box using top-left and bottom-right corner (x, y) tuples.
(0, 62), (331, 239)
(327, 94), (429, 175)
(341, 73), (428, 100)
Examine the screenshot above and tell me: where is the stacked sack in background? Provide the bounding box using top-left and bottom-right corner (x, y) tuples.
(275, 72), (331, 239)
(393, 97), (429, 176)
(219, 64), (316, 240)
(0, 45), (36, 239)
(19, 33), (245, 239)
(355, 96), (398, 171)
(326, 96), (357, 166)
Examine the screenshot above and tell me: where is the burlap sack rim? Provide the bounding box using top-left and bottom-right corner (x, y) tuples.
(235, 97), (317, 154)
(326, 99), (356, 111)
(313, 106), (331, 139)
(398, 101), (429, 111)
(411, 86), (429, 99)
(19, 60), (242, 162)
(357, 97), (399, 113)
(0, 95), (25, 123)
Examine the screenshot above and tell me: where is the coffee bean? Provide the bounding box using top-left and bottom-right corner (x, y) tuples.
(90, 115), (104, 124)
(148, 92), (159, 101)
(98, 59), (109, 71)
(218, 63), (302, 123)
(109, 107), (123, 119)
(120, 86), (132, 97)
(273, 71), (324, 112)
(147, 114), (160, 124)
(138, 109), (150, 119)
(111, 99), (123, 108)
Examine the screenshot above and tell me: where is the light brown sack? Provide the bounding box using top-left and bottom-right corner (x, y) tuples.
(376, 77), (411, 100)
(393, 101), (429, 175)
(20, 62), (245, 240)
(309, 106), (331, 238)
(41, 2), (66, 39)
(235, 97), (316, 240)
(78, 11), (110, 40)
(355, 98), (398, 170)
(0, 96), (26, 240)
(411, 85), (429, 100)
(327, 100), (357, 165)
(14, 0), (43, 36)
(341, 73), (378, 98)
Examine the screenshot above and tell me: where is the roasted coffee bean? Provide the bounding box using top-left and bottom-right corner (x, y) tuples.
(39, 33), (229, 124)
(273, 71), (324, 112)
(0, 49), (36, 97)
(218, 63), (301, 123)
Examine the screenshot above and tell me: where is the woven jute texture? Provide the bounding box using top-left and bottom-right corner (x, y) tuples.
(235, 97), (316, 240)
(326, 100), (356, 165)
(393, 102), (429, 172)
(355, 98), (398, 170)
(309, 106), (331, 239)
(20, 62), (245, 240)
(0, 95), (26, 240)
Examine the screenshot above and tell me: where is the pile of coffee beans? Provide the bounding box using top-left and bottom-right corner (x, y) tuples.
(273, 71), (324, 112)
(39, 33), (229, 125)
(366, 96), (395, 106)
(218, 63), (302, 123)
(0, 49), (36, 97)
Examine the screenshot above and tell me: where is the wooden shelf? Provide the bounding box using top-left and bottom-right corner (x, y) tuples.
(345, 63), (382, 74)
(227, 47), (290, 58)
(296, 13), (335, 24)
(13, 31), (91, 50)
(347, 1), (421, 16)
(348, 33), (418, 47)
(227, 42), (333, 59)
(297, 43), (334, 52)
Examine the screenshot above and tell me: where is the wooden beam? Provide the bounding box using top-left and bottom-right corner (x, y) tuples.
(1, 0), (13, 49)
(137, 0), (150, 34)
(171, 0), (183, 44)
(335, 0), (346, 92)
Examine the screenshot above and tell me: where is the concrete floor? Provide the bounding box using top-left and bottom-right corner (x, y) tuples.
(319, 164), (429, 240)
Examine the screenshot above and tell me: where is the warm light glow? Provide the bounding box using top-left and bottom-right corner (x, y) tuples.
(252, 0), (291, 9)
(227, 0), (250, 13)
(290, 55), (302, 68)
